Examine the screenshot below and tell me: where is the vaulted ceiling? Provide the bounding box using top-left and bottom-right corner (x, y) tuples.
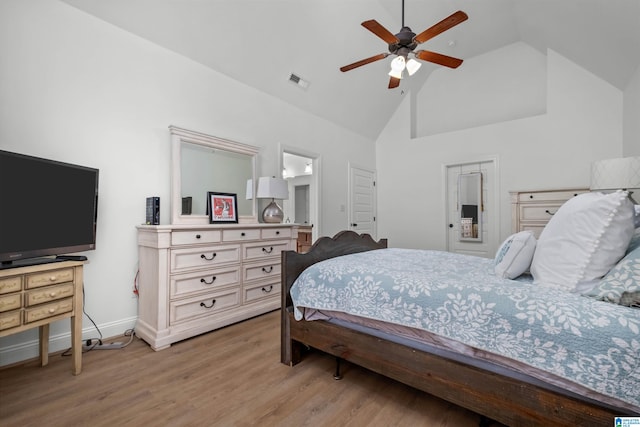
(61, 0), (640, 140)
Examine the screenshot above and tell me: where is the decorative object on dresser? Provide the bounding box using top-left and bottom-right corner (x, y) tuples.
(591, 156), (640, 203)
(256, 177), (289, 224)
(136, 224), (297, 350)
(0, 260), (85, 375)
(510, 188), (588, 237)
(207, 192), (238, 224)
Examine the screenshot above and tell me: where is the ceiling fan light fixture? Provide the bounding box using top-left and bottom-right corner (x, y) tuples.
(389, 55), (405, 78)
(406, 58), (422, 76)
(390, 55), (406, 71)
(388, 68), (403, 79)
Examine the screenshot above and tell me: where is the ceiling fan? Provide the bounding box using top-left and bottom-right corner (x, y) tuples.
(339, 1), (468, 89)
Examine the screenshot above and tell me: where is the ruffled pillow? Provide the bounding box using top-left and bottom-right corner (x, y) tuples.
(530, 190), (635, 293)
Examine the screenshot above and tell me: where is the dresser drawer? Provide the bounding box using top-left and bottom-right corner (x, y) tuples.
(0, 293), (22, 313)
(170, 267), (241, 298)
(171, 230), (222, 246)
(24, 298), (73, 323)
(518, 190), (586, 203)
(0, 276), (22, 295)
(519, 204), (562, 221)
(25, 283), (74, 307)
(171, 245), (240, 272)
(169, 288), (240, 324)
(243, 240), (290, 261)
(243, 260), (281, 282)
(222, 228), (260, 242)
(261, 227), (291, 239)
(0, 310), (22, 331)
(26, 268), (74, 289)
(244, 280), (280, 303)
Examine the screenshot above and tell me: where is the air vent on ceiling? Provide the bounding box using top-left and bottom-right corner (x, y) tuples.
(288, 73), (310, 89)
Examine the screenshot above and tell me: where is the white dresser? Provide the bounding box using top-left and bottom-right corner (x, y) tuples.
(136, 223), (297, 350)
(510, 188), (588, 237)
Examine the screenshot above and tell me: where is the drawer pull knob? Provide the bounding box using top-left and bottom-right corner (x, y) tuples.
(201, 253), (217, 261)
(49, 292), (57, 297)
(262, 247), (274, 254)
(241, 232), (246, 237)
(545, 209), (556, 216)
(200, 299), (216, 309)
(196, 234), (201, 239)
(262, 266), (273, 273)
(48, 308), (56, 313)
(200, 276), (217, 285)
(529, 195), (534, 199)
(49, 276), (57, 281)
(261, 285), (274, 293)
(276, 231), (280, 235)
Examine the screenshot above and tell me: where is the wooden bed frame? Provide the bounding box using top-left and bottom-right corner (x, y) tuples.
(280, 231), (633, 427)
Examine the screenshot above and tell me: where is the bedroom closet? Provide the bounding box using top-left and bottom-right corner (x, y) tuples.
(445, 158), (498, 258)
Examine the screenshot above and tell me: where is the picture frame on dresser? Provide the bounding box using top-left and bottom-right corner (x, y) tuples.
(207, 192), (238, 224)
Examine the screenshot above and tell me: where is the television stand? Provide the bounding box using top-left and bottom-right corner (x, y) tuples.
(0, 260), (85, 375)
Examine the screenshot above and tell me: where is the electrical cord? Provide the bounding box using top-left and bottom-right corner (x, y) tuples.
(62, 277), (140, 356)
(120, 328), (137, 348)
(62, 284), (104, 356)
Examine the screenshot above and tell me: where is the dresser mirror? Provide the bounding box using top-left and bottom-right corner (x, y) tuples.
(458, 172), (482, 242)
(170, 126), (258, 225)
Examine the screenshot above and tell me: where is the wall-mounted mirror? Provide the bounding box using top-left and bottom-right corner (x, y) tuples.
(170, 126), (258, 225)
(458, 172), (482, 242)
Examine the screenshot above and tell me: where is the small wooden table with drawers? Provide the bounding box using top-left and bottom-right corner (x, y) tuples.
(0, 260), (84, 375)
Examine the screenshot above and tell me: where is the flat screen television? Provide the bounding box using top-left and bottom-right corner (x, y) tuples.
(0, 149), (99, 267)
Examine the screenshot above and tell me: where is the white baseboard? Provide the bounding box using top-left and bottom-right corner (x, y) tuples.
(0, 316), (138, 368)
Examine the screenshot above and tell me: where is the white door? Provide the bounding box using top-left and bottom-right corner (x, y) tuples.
(349, 165), (377, 239)
(445, 159), (498, 258)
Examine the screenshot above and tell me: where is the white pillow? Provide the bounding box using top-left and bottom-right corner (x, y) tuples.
(494, 231), (537, 279)
(530, 190), (635, 293)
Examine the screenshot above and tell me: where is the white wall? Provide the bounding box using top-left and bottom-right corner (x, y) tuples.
(624, 65), (640, 156)
(416, 42), (547, 137)
(376, 42), (623, 250)
(0, 0), (375, 365)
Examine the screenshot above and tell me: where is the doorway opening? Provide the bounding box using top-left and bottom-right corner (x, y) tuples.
(280, 148), (321, 242)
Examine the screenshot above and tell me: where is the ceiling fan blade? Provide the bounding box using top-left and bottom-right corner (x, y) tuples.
(413, 10), (468, 44)
(415, 50), (463, 68)
(340, 53), (388, 72)
(361, 20), (399, 45)
(388, 76), (401, 89)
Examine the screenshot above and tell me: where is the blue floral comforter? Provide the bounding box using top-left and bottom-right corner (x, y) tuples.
(290, 248), (640, 409)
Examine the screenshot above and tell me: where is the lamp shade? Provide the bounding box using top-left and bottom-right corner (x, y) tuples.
(590, 157), (640, 191)
(256, 176), (289, 200)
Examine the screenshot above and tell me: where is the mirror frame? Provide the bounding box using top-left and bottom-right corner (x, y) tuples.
(169, 125), (259, 225)
(458, 171), (483, 242)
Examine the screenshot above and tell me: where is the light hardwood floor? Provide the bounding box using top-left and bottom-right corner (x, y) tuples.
(0, 311), (502, 426)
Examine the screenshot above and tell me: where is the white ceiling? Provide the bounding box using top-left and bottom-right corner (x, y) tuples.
(61, 0), (640, 140)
